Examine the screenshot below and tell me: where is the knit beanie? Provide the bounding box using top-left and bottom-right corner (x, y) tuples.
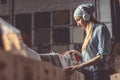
(74, 4), (95, 17)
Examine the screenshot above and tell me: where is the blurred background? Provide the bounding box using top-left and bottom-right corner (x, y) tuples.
(0, 0), (119, 54)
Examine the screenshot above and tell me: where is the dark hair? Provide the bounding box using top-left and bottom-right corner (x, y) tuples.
(89, 15), (99, 23)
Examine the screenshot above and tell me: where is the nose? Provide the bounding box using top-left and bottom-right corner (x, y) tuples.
(77, 22), (80, 26)
(77, 21), (81, 26)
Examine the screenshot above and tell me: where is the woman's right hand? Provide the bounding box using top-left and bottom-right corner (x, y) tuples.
(68, 50), (82, 62)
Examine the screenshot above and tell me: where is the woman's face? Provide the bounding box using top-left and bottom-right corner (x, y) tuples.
(74, 16), (88, 29)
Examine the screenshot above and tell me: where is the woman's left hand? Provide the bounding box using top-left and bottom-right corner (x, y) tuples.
(64, 65), (82, 75)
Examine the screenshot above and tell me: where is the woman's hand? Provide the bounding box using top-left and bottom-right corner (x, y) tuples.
(68, 50), (82, 62)
(64, 64), (83, 75)
(69, 50), (80, 54)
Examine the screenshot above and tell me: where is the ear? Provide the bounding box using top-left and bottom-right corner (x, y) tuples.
(83, 13), (90, 21)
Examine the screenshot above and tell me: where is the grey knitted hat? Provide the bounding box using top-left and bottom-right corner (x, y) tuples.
(74, 4), (95, 17)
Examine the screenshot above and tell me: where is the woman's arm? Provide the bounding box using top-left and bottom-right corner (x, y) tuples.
(80, 55), (101, 68)
(65, 55), (101, 74)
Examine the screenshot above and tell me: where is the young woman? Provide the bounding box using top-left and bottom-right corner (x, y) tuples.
(65, 4), (111, 80)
